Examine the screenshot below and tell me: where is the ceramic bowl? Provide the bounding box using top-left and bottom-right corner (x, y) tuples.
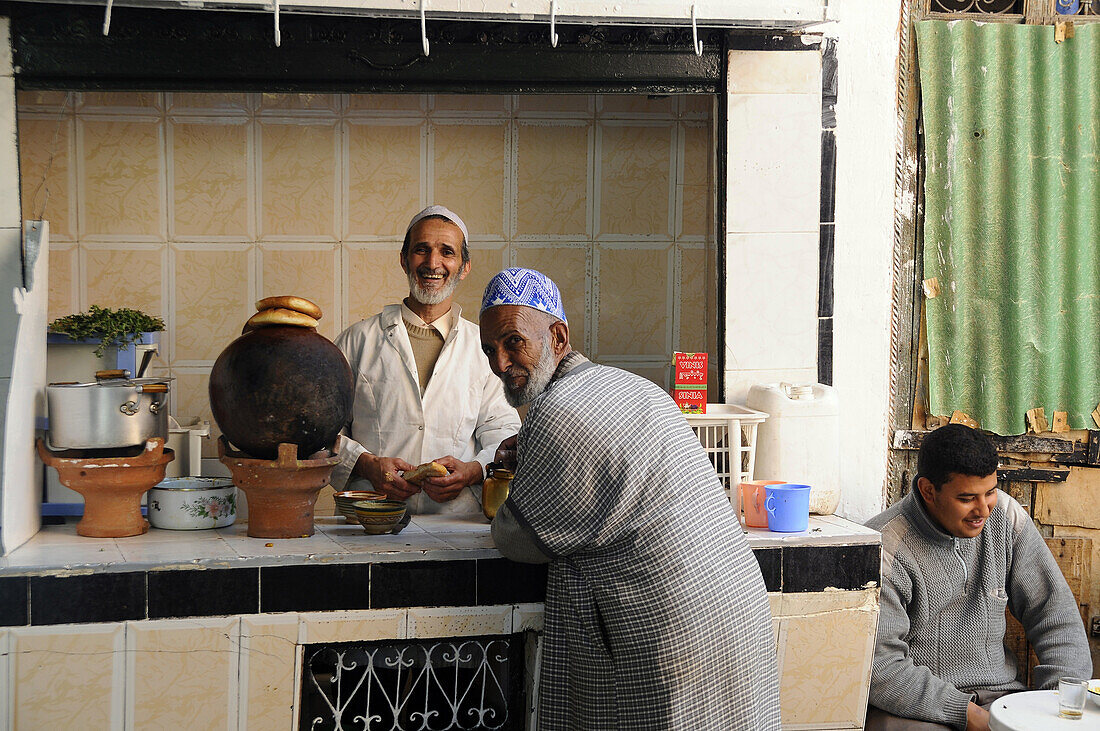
(1088, 679), (1100, 709)
(334, 490), (385, 523)
(148, 477), (237, 530)
(352, 499), (407, 535)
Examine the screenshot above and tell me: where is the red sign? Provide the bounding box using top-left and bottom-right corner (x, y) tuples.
(672, 352), (707, 414)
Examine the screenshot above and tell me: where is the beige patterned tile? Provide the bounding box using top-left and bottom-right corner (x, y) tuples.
(84, 246), (164, 315)
(681, 95), (713, 116)
(171, 121), (249, 239)
(599, 124), (671, 236)
(81, 119), (164, 238)
(260, 245), (338, 339)
(680, 125), (711, 238)
(407, 606), (512, 638)
(513, 246), (587, 351)
(173, 370), (218, 458)
(80, 91), (160, 110)
(614, 365), (668, 389)
(240, 615), (299, 730)
(516, 95), (590, 114)
(433, 95), (508, 113)
(596, 246), (669, 356)
(346, 123), (421, 238)
(600, 95), (675, 116)
(17, 90), (71, 108)
(778, 607), (877, 726)
(345, 247), (412, 322)
(678, 246), (713, 354)
(17, 116), (74, 238)
(299, 609), (406, 644)
(347, 94), (423, 112)
(260, 121), (337, 238)
(259, 92), (338, 112)
(727, 50), (822, 95)
(451, 247), (507, 324)
(174, 247), (252, 362)
(128, 617), (239, 729)
(776, 588), (878, 617)
(516, 124), (588, 236)
(432, 123), (506, 238)
(47, 245), (77, 322)
(169, 92), (249, 112)
(11, 623), (125, 730)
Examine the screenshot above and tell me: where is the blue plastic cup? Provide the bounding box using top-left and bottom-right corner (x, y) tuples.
(764, 484), (811, 532)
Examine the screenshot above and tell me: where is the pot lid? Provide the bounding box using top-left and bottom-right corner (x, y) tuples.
(47, 377), (174, 389)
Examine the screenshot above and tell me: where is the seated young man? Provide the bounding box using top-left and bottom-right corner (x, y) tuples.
(865, 423), (1091, 731)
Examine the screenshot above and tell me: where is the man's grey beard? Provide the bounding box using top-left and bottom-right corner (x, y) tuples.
(408, 267), (461, 306)
(501, 337), (557, 407)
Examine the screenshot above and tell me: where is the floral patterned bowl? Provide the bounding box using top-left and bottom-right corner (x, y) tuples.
(148, 478), (237, 530)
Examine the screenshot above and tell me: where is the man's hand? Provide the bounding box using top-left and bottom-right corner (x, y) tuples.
(354, 453), (419, 500)
(494, 435), (518, 471)
(421, 456), (483, 503)
(966, 701), (990, 731)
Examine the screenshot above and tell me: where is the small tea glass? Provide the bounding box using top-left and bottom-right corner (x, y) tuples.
(1058, 677), (1088, 720)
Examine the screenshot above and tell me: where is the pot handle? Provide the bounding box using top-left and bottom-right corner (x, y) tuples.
(137, 384), (169, 393)
(95, 369), (129, 380)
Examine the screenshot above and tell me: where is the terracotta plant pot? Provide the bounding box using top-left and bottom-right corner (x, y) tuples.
(217, 437), (340, 539)
(37, 437), (175, 538)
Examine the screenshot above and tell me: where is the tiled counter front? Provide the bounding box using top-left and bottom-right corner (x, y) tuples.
(0, 514), (880, 729)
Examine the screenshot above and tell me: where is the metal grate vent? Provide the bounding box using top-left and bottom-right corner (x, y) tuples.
(300, 635), (527, 730)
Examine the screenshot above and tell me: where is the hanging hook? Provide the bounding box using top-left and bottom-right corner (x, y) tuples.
(420, 0), (430, 56)
(550, 1), (559, 48)
(691, 4), (703, 56)
(273, 0), (281, 47)
(102, 0), (114, 36)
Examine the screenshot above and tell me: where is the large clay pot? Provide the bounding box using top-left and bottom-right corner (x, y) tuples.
(209, 327), (353, 460)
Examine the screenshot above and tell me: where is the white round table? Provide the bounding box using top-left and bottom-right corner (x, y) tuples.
(989, 690), (1100, 730)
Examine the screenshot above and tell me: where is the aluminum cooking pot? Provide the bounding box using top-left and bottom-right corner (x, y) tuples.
(46, 370), (172, 450)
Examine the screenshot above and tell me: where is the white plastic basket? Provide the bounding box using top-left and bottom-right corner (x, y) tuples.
(684, 404), (769, 499)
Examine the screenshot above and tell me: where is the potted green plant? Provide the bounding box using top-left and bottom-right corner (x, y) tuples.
(47, 306), (166, 382)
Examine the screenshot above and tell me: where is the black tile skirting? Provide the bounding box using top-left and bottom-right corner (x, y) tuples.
(0, 544), (879, 627)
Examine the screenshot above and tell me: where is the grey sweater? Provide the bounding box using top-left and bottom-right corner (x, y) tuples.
(866, 488), (1091, 730)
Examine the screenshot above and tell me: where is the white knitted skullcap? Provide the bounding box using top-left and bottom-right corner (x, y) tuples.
(406, 205), (469, 244)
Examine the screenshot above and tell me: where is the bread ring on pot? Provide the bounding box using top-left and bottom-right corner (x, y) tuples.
(403, 461), (449, 485)
(245, 308), (319, 330)
(255, 295), (323, 320)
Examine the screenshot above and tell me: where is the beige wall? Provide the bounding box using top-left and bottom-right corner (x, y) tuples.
(17, 91), (717, 455)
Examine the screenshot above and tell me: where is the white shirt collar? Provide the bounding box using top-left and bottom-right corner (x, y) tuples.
(401, 301), (454, 340)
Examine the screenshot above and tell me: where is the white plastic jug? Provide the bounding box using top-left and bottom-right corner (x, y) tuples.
(746, 383), (840, 515)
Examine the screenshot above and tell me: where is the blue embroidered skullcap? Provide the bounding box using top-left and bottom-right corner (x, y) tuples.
(481, 268), (568, 324)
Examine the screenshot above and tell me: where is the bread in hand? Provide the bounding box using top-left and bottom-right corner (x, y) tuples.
(255, 295), (323, 320)
(403, 461), (448, 485)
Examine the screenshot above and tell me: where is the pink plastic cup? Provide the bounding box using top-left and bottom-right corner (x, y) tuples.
(739, 480), (786, 528)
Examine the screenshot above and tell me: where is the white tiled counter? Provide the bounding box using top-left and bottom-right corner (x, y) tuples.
(0, 513), (880, 730)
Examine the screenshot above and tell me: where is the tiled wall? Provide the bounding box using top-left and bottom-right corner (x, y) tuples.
(16, 91), (717, 454)
(0, 592), (876, 730)
(724, 49), (824, 403)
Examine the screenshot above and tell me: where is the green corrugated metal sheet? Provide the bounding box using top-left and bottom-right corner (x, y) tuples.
(918, 20), (1100, 435)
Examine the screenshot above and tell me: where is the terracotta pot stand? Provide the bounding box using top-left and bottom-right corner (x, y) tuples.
(217, 436), (339, 538)
(37, 437), (175, 538)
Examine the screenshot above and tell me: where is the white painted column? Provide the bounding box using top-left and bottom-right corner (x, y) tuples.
(724, 49), (822, 403)
(832, 1), (901, 521)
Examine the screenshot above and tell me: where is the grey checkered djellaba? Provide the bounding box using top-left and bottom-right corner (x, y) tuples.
(507, 363), (781, 730)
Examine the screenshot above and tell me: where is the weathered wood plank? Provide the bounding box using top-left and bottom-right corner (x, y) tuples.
(893, 430), (1091, 463)
(997, 467), (1069, 483)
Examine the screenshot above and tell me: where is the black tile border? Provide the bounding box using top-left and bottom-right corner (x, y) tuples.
(782, 543), (880, 593)
(0, 576), (29, 626)
(754, 548), (781, 592)
(477, 558), (548, 605)
(6, 543), (880, 626)
(818, 317), (834, 387)
(149, 568), (260, 619)
(30, 572), (145, 625)
(261, 564), (371, 613)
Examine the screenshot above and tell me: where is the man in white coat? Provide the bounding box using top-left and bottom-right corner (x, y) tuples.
(330, 206), (520, 514)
